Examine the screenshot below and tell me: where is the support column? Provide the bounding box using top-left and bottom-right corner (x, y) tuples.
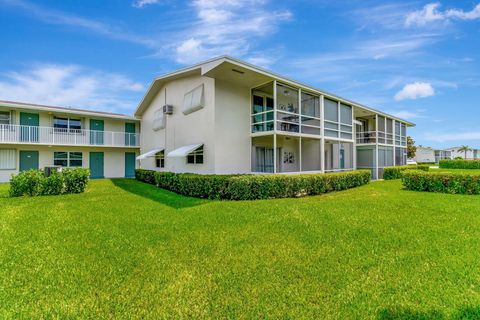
(320, 95), (325, 173)
(273, 133), (277, 174)
(375, 114), (379, 179)
(299, 136), (302, 172)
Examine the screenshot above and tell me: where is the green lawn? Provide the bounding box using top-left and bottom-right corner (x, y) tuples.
(431, 168), (480, 174)
(1, 179), (480, 319)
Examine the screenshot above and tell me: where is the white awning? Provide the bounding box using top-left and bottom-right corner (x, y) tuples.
(167, 144), (203, 158)
(136, 148), (164, 160)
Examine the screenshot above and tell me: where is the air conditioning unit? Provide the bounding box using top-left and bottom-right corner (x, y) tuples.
(163, 105), (174, 115)
(44, 166), (62, 177)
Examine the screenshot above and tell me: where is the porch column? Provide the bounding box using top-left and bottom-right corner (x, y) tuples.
(375, 114), (379, 179)
(273, 133), (277, 174)
(320, 94), (325, 173)
(299, 136), (302, 172)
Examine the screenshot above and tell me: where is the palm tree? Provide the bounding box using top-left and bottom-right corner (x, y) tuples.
(458, 145), (472, 159)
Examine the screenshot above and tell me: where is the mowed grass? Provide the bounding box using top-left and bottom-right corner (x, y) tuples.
(1, 179), (480, 319)
(431, 168), (480, 175)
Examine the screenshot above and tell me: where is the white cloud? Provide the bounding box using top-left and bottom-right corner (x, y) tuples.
(2, 0), (156, 47)
(388, 110), (421, 119)
(424, 131), (480, 142)
(0, 64), (144, 113)
(394, 82), (435, 101)
(132, 0), (161, 8)
(171, 0), (292, 64)
(405, 2), (480, 27)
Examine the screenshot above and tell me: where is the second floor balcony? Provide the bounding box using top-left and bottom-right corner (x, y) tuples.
(356, 131), (406, 146)
(0, 124), (140, 147)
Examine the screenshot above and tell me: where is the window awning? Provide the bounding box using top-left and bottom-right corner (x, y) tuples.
(136, 148), (164, 160)
(167, 144), (203, 158)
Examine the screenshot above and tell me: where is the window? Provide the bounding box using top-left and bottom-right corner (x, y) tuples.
(0, 149), (16, 169)
(152, 109), (165, 131)
(324, 99), (338, 122)
(340, 104), (352, 125)
(155, 151), (165, 168)
(54, 152), (83, 167)
(187, 146), (203, 164)
(183, 84), (204, 115)
(251, 94), (274, 133)
(301, 92), (320, 118)
(54, 117), (82, 132)
(0, 111), (10, 125)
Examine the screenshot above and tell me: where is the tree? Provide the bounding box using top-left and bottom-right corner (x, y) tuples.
(458, 145), (472, 159)
(407, 136), (417, 159)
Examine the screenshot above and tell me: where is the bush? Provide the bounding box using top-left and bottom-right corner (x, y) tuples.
(9, 168), (90, 197)
(135, 169), (371, 200)
(63, 168), (90, 194)
(439, 159), (480, 170)
(41, 171), (65, 195)
(402, 170), (480, 195)
(9, 169), (44, 197)
(383, 165), (430, 180)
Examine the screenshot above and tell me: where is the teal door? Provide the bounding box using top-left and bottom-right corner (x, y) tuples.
(89, 119), (104, 145)
(19, 151), (39, 171)
(125, 123), (136, 146)
(20, 112), (39, 142)
(125, 152), (136, 178)
(340, 148), (345, 169)
(89, 152), (104, 179)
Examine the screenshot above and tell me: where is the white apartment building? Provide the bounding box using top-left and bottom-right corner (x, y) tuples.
(0, 100), (140, 182)
(135, 56), (414, 179)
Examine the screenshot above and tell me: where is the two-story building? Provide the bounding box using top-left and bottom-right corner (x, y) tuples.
(0, 56), (414, 182)
(135, 56), (414, 179)
(0, 100), (140, 182)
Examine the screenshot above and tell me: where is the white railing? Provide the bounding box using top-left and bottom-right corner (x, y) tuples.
(356, 131), (396, 145)
(0, 124), (140, 147)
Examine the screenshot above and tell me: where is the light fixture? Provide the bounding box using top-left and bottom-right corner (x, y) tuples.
(232, 69), (245, 74)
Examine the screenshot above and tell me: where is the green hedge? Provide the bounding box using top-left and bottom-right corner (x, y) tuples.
(9, 168), (90, 197)
(402, 170), (480, 195)
(135, 169), (371, 200)
(439, 159), (480, 169)
(383, 165), (430, 180)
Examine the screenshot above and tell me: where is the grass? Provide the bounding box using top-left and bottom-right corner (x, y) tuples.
(1, 179), (480, 319)
(430, 168), (480, 174)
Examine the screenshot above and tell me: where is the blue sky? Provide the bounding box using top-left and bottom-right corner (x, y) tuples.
(0, 0), (479, 148)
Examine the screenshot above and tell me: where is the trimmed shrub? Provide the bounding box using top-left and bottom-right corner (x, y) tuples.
(63, 168), (90, 194)
(402, 170), (480, 195)
(439, 159), (480, 170)
(41, 171), (65, 195)
(135, 169), (371, 200)
(9, 169), (44, 197)
(9, 168), (90, 197)
(383, 165), (430, 180)
(135, 169), (156, 185)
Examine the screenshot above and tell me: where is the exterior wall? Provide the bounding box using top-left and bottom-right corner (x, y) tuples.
(415, 147), (435, 163)
(214, 79), (251, 174)
(139, 74), (216, 174)
(447, 148), (479, 160)
(0, 145), (138, 182)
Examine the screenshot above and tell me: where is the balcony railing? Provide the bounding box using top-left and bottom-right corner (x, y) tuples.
(0, 124), (140, 147)
(356, 131), (403, 145)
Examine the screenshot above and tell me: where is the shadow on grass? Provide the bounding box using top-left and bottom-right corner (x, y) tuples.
(111, 179), (208, 210)
(377, 306), (480, 320)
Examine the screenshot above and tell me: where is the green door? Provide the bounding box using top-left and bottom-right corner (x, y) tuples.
(89, 152), (104, 179)
(19, 151), (39, 171)
(340, 148), (345, 169)
(125, 152), (136, 178)
(20, 112), (39, 142)
(89, 119), (104, 145)
(125, 123), (136, 146)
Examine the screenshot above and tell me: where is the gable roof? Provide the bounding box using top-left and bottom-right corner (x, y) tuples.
(134, 55), (415, 126)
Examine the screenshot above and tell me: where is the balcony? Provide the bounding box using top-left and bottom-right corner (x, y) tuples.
(356, 131), (404, 146)
(0, 124), (140, 147)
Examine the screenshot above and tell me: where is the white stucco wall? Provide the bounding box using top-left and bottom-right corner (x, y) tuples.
(0, 145), (138, 182)
(214, 79), (251, 174)
(139, 75), (216, 174)
(415, 147), (435, 163)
